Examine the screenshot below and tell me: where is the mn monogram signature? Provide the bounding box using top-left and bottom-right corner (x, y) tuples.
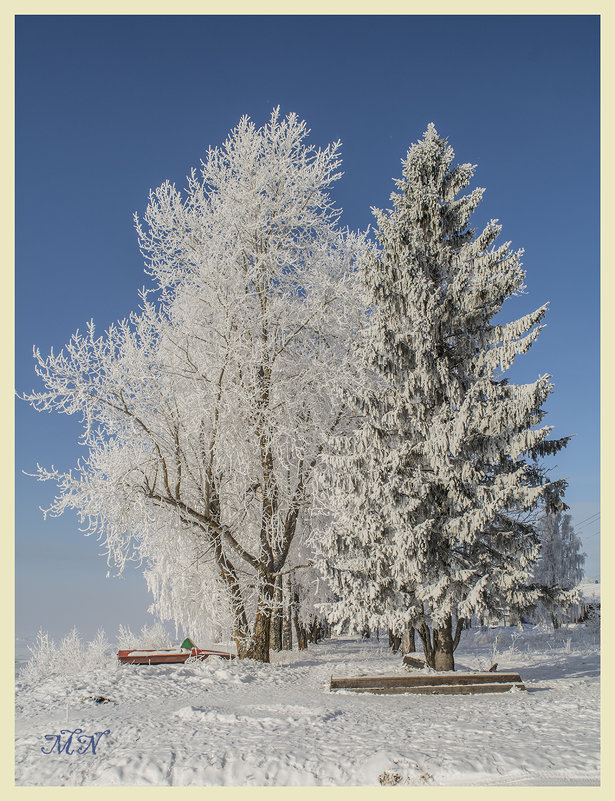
(41, 728), (110, 755)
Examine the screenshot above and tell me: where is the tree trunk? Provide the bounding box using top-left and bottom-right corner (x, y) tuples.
(401, 627), (416, 655)
(551, 613), (560, 629)
(212, 534), (252, 660)
(388, 628), (401, 653)
(433, 617), (455, 671)
(417, 617), (464, 670)
(270, 573), (283, 651)
(246, 605), (271, 662)
(245, 576), (274, 662)
(281, 575), (293, 650)
(417, 623), (434, 668)
(292, 590), (308, 650)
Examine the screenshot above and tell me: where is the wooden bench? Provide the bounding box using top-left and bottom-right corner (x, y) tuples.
(402, 653), (426, 669)
(330, 671), (525, 695)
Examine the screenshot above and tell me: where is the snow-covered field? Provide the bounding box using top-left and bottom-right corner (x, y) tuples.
(15, 620), (600, 787)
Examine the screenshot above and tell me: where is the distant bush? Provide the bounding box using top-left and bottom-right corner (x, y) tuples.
(115, 622), (175, 650)
(19, 622), (177, 681)
(18, 628), (115, 681)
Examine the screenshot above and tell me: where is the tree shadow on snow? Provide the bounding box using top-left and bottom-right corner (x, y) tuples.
(516, 653), (600, 683)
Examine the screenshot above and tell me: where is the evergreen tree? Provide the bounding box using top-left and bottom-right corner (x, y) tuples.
(316, 125), (569, 669)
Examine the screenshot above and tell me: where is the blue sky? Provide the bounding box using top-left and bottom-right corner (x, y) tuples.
(15, 14), (600, 642)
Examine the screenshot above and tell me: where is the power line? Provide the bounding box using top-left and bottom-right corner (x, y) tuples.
(575, 512), (600, 527)
(575, 513), (600, 532)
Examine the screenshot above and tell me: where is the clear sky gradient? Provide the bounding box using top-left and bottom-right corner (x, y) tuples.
(15, 14), (600, 642)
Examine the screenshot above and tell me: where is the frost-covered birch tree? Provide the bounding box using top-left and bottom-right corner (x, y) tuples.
(22, 109), (366, 662)
(532, 512), (585, 627)
(316, 125), (569, 670)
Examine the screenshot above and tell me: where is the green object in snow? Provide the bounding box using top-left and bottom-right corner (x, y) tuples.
(181, 637), (197, 650)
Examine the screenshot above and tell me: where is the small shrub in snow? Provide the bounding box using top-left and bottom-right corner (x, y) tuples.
(378, 766), (434, 786)
(378, 771), (402, 786)
(19, 628), (115, 681)
(417, 767), (435, 784)
(507, 630), (521, 657)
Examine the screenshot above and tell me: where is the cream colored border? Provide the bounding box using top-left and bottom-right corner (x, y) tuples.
(4, 3), (608, 799)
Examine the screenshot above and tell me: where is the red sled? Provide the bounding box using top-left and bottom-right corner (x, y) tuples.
(117, 647), (235, 665)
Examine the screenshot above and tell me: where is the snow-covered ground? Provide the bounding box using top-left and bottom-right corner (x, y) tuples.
(14, 621), (600, 786)
(578, 580), (601, 602)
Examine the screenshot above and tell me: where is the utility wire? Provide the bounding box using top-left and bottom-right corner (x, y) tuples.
(576, 512), (600, 526)
(574, 513), (600, 532)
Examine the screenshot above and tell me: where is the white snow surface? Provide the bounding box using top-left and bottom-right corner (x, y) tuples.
(15, 625), (599, 786)
(125, 650), (190, 657)
(579, 581), (601, 601)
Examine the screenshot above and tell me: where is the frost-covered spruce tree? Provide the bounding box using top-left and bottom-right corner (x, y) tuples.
(22, 109), (366, 662)
(317, 125), (568, 670)
(532, 512), (585, 627)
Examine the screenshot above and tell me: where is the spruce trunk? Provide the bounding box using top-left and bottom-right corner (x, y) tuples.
(418, 617), (464, 671)
(401, 627), (416, 655)
(433, 617), (455, 671)
(388, 628), (402, 653)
